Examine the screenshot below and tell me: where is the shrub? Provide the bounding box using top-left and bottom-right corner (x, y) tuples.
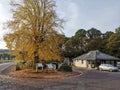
(59, 64), (72, 72)
(15, 60), (34, 70)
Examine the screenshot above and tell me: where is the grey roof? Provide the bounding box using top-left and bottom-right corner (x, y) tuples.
(73, 50), (120, 61)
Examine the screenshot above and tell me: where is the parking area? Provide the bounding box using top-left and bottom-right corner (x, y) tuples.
(74, 67), (120, 90)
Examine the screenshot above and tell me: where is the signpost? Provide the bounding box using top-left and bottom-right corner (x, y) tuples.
(19, 51), (27, 60)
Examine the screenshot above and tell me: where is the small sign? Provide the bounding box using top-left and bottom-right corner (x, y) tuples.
(19, 51), (27, 55)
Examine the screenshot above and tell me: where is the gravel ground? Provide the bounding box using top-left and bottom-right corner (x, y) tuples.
(0, 74), (83, 90)
(0, 67), (82, 90)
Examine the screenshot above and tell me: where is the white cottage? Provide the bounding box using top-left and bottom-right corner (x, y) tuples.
(73, 60), (88, 68)
(73, 50), (120, 68)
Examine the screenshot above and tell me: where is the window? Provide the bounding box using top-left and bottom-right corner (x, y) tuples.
(88, 61), (90, 64)
(81, 60), (84, 64)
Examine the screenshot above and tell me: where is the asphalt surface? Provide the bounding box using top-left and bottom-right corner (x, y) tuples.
(0, 64), (120, 90)
(0, 62), (16, 74)
(74, 67), (120, 90)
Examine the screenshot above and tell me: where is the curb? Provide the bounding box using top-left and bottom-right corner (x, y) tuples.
(9, 71), (83, 80)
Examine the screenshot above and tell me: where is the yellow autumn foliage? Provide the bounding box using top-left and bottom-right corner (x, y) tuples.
(4, 0), (64, 62)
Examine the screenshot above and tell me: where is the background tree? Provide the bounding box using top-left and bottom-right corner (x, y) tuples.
(101, 31), (114, 53)
(107, 27), (120, 57)
(85, 28), (102, 51)
(85, 37), (103, 51)
(63, 29), (87, 58)
(63, 38), (76, 58)
(62, 27), (120, 59)
(86, 28), (102, 39)
(103, 31), (114, 39)
(115, 26), (120, 33)
(4, 0), (64, 62)
(74, 29), (87, 53)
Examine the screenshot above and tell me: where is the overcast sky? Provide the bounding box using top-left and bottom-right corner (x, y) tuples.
(0, 0), (120, 49)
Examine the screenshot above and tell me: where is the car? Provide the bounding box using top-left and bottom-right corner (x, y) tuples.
(36, 63), (43, 69)
(46, 64), (54, 69)
(36, 63), (43, 72)
(99, 64), (119, 72)
(51, 62), (58, 69)
(117, 62), (120, 69)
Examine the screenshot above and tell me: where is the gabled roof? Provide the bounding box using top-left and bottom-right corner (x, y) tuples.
(73, 50), (120, 60)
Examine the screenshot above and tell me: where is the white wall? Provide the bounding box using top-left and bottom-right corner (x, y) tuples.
(73, 60), (87, 68)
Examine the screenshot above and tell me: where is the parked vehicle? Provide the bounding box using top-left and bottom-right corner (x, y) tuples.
(117, 62), (120, 69)
(46, 64), (54, 69)
(51, 62), (58, 69)
(99, 64), (119, 72)
(37, 63), (43, 69)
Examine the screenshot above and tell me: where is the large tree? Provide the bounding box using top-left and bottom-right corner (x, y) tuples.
(4, 0), (64, 61)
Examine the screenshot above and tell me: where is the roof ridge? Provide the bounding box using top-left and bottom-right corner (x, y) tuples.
(73, 50), (120, 61)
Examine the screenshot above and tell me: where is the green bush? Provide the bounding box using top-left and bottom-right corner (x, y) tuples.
(15, 60), (34, 70)
(59, 64), (72, 72)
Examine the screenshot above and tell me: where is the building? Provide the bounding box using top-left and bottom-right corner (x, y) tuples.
(0, 49), (13, 60)
(73, 50), (120, 68)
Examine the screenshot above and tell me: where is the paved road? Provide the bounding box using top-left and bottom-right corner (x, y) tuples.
(74, 67), (120, 90)
(0, 62), (16, 74)
(0, 66), (120, 90)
